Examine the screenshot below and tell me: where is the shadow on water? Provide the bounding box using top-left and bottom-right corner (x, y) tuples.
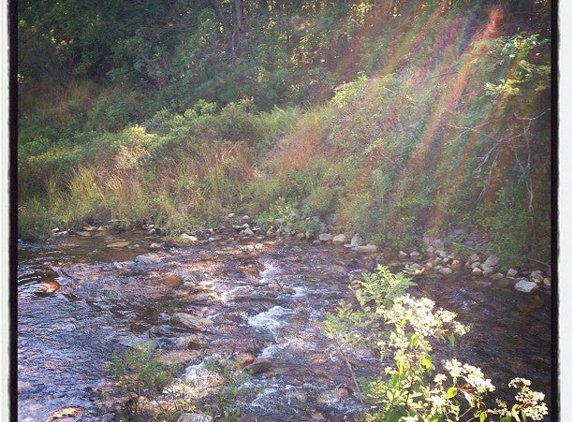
(17, 231), (553, 421)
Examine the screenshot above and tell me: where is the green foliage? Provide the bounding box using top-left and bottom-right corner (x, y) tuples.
(108, 341), (180, 421)
(324, 266), (549, 422)
(254, 198), (299, 232)
(202, 357), (258, 421)
(17, 1), (551, 266)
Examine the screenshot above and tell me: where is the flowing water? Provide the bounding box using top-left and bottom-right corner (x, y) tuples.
(17, 230), (553, 421)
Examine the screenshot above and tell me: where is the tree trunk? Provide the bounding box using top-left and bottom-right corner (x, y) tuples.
(233, 0), (244, 58)
(209, 0), (230, 35)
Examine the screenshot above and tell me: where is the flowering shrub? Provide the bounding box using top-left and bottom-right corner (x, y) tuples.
(324, 266), (548, 422)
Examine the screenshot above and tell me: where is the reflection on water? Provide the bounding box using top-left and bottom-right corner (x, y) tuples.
(17, 232), (553, 421)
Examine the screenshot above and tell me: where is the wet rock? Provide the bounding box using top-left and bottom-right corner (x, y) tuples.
(160, 350), (202, 365)
(350, 233), (364, 247)
(177, 413), (213, 422)
(245, 358), (272, 374)
(174, 313), (214, 331)
(106, 240), (130, 248)
(175, 334), (205, 350)
(514, 279), (538, 293)
(319, 233), (332, 242)
(234, 352), (256, 369)
(46, 407), (83, 421)
(484, 254), (500, 268)
(317, 386), (352, 404)
(159, 274), (184, 288)
(38, 280), (61, 294)
(332, 234), (346, 245)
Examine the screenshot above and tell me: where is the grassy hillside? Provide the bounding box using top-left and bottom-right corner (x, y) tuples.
(17, 2), (552, 267)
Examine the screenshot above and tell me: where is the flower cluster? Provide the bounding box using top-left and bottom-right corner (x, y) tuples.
(444, 359), (495, 394)
(492, 378), (549, 421)
(383, 294), (470, 340)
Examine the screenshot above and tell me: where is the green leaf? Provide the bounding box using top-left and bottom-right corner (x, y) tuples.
(446, 387), (458, 399)
(448, 334), (456, 348)
(421, 355), (433, 370)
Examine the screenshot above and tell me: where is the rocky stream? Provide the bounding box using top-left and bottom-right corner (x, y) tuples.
(17, 226), (553, 421)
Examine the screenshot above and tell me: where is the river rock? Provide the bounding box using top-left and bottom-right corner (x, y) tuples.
(159, 274), (184, 288)
(482, 266), (494, 278)
(350, 233), (364, 247)
(46, 407), (83, 422)
(353, 244), (378, 253)
(106, 240), (130, 248)
(507, 268), (519, 278)
(471, 267), (483, 276)
(410, 251), (421, 260)
(450, 259), (462, 271)
(175, 334), (205, 350)
(38, 280), (61, 294)
(319, 233), (332, 242)
(179, 233), (199, 243)
(514, 279), (538, 293)
(174, 313), (214, 331)
(468, 253), (481, 263)
(439, 267), (453, 276)
(234, 352), (256, 368)
(484, 254), (500, 268)
(177, 413), (213, 422)
(530, 270), (544, 284)
(245, 357), (272, 374)
(332, 234), (346, 245)
(134, 253), (162, 264)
